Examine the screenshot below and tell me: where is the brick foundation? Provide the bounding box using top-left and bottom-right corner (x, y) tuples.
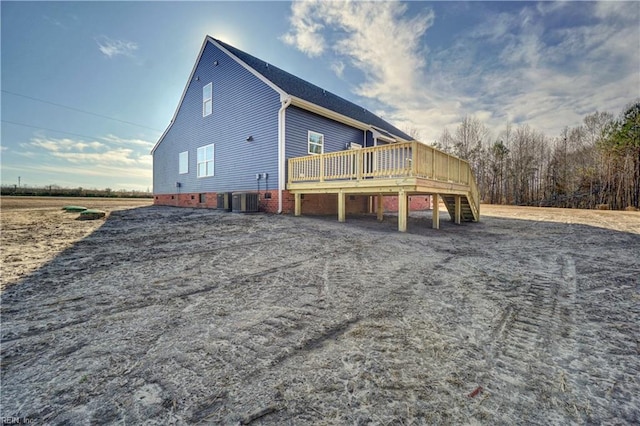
(154, 193), (218, 208)
(154, 191), (431, 215)
(295, 193), (369, 215)
(377, 195), (431, 212)
(154, 190), (294, 214)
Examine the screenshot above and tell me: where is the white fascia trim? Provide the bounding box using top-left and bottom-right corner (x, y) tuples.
(151, 37), (210, 155)
(210, 38), (288, 99)
(151, 36), (288, 155)
(278, 95), (292, 213)
(371, 128), (396, 143)
(290, 96), (370, 131)
(370, 126), (411, 143)
(290, 97), (412, 144)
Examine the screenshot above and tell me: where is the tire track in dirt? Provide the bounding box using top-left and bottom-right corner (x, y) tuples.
(177, 240), (424, 423)
(3, 205), (638, 425)
(0, 247), (340, 345)
(480, 252), (586, 420)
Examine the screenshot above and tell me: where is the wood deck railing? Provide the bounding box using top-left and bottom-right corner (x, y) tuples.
(288, 141), (480, 214)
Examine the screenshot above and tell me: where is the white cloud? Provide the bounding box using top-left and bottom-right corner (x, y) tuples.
(283, 1), (640, 140)
(102, 134), (155, 148)
(51, 148), (137, 165)
(24, 135), (152, 166)
(281, 1), (326, 57)
(2, 163), (152, 185)
(536, 1), (571, 16)
(593, 1), (638, 22)
(13, 134), (153, 189)
(96, 36), (138, 58)
(282, 0), (434, 103)
(43, 15), (67, 29)
(331, 61), (345, 78)
(28, 137), (106, 152)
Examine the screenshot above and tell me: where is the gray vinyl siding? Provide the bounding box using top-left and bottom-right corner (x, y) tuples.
(153, 41), (280, 194)
(285, 106), (364, 159)
(365, 130), (375, 147)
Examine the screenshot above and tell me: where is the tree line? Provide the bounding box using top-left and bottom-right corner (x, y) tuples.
(1, 185), (153, 199)
(431, 101), (639, 210)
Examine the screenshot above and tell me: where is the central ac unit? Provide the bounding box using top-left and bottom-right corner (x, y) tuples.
(232, 192), (259, 213)
(217, 192), (233, 212)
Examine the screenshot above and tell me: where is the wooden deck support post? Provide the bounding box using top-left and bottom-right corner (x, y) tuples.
(454, 195), (461, 225)
(432, 193), (440, 229)
(294, 193), (302, 216)
(377, 193), (384, 221)
(338, 190), (346, 222)
(398, 190), (408, 232)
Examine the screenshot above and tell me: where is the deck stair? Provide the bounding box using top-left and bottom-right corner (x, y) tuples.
(441, 194), (479, 222)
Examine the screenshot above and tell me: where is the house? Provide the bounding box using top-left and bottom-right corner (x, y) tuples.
(152, 35), (479, 231)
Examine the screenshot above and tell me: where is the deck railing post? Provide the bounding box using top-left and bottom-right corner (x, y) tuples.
(411, 142), (417, 177)
(432, 150), (436, 180)
(319, 154), (325, 182)
(294, 193), (302, 216)
(432, 194), (440, 229)
(398, 189), (407, 232)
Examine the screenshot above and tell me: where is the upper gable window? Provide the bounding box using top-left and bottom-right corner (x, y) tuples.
(203, 83), (212, 117)
(308, 131), (324, 155)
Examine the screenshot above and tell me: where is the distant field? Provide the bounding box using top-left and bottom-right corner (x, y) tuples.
(480, 204), (640, 234)
(1, 196), (152, 211)
(1, 202), (639, 424)
(1, 196), (152, 287)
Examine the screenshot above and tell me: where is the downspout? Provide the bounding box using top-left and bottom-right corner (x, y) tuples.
(277, 95), (292, 213)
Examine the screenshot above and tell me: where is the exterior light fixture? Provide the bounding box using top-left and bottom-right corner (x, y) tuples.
(246, 136), (254, 142)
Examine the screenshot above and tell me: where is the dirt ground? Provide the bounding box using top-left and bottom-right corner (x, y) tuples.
(1, 197), (639, 424)
(0, 197), (153, 289)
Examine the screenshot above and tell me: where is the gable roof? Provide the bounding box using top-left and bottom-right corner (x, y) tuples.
(213, 38), (413, 141)
(152, 36), (412, 154)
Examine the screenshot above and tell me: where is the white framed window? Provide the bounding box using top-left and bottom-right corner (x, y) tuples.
(197, 144), (214, 177)
(308, 131), (324, 155)
(203, 82), (212, 117)
(178, 151), (188, 174)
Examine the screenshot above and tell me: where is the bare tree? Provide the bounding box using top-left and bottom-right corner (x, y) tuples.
(403, 126), (423, 141)
(430, 102), (638, 210)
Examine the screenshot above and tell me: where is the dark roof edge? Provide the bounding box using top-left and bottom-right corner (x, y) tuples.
(151, 37), (213, 154)
(152, 35), (414, 155)
(212, 37), (413, 142)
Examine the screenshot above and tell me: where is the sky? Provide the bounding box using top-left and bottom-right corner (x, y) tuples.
(1, 1), (638, 191)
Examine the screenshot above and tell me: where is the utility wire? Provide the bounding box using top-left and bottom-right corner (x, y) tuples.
(1, 89), (163, 132)
(1, 119), (141, 143)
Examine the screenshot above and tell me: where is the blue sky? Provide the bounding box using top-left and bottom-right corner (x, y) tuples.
(1, 1), (638, 191)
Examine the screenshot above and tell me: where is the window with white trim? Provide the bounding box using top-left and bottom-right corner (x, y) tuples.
(178, 151), (188, 174)
(308, 131), (324, 155)
(197, 144), (214, 177)
(203, 82), (212, 117)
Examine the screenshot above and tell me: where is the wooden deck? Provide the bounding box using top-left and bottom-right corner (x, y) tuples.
(287, 141), (480, 232)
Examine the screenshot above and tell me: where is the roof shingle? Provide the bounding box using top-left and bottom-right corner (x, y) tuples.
(214, 38), (412, 141)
